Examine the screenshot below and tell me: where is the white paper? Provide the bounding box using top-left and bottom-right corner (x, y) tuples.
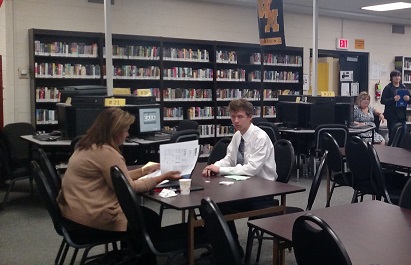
(341, 83), (350, 96)
(159, 140), (199, 178)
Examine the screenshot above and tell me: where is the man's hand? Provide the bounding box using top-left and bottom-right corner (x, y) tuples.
(404, 95), (410, 101)
(202, 164), (220, 177)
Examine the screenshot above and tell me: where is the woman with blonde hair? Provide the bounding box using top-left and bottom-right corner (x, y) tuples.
(354, 92), (385, 145)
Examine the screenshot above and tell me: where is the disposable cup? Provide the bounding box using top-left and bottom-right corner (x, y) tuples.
(179, 179), (192, 195)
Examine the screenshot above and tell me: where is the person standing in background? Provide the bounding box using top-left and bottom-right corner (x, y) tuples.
(381, 70), (411, 140)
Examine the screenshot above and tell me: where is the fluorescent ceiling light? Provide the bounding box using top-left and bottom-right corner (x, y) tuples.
(362, 2), (411, 11)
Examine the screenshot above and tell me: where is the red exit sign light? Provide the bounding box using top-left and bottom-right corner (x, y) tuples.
(336, 38), (349, 50)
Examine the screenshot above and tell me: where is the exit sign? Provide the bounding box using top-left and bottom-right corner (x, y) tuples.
(336, 38), (349, 50)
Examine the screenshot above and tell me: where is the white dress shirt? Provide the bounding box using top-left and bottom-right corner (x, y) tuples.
(215, 123), (277, 180)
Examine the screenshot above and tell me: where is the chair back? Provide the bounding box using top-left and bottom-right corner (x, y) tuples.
(110, 166), (156, 253)
(315, 124), (349, 150)
(368, 143), (393, 204)
(2, 122), (35, 163)
(169, 129), (199, 143)
(31, 161), (63, 234)
(70, 135), (83, 153)
(35, 149), (61, 198)
(306, 151), (328, 211)
(199, 197), (242, 265)
(398, 132), (411, 150)
(255, 122), (280, 145)
(345, 136), (374, 192)
(399, 178), (411, 209)
(320, 133), (344, 174)
(274, 139), (295, 183)
(373, 114), (381, 132)
(388, 123), (404, 147)
(252, 117), (268, 125)
(292, 213), (352, 265)
(207, 137), (231, 165)
(176, 120), (199, 131)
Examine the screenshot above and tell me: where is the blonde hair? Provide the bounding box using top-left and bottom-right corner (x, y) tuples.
(76, 108), (135, 152)
(355, 92), (370, 107)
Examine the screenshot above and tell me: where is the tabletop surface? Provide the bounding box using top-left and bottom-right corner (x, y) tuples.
(142, 163), (305, 210)
(373, 145), (411, 169)
(248, 200), (411, 265)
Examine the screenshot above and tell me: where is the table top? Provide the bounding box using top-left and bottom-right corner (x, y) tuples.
(248, 200), (411, 265)
(279, 125), (375, 135)
(21, 134), (140, 146)
(142, 163), (305, 210)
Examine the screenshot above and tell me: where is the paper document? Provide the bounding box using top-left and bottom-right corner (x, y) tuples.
(160, 140), (199, 178)
(224, 175), (251, 181)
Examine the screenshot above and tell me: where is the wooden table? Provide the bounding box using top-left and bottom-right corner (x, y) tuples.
(142, 163), (305, 265)
(373, 145), (411, 169)
(247, 200), (411, 265)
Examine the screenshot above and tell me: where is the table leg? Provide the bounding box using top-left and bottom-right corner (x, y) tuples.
(273, 238), (280, 265)
(187, 209), (195, 265)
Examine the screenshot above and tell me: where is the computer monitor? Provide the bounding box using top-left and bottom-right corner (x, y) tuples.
(277, 102), (300, 128)
(59, 85), (107, 103)
(308, 103), (336, 129)
(127, 104), (162, 137)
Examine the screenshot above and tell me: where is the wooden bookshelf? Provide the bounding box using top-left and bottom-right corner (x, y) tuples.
(29, 29), (303, 154)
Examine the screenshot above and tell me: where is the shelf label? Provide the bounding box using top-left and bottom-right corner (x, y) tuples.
(105, 98), (126, 106)
(321, 91), (335, 97)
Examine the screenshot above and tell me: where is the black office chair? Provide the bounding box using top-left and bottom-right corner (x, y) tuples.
(274, 139), (295, 183)
(292, 213), (352, 265)
(32, 161), (128, 265)
(35, 149), (61, 198)
(398, 132), (411, 150)
(70, 135), (83, 154)
(207, 137), (231, 165)
(388, 123), (404, 147)
(320, 132), (352, 207)
(245, 151), (328, 265)
(255, 122), (281, 145)
(399, 178), (411, 210)
(368, 143), (405, 205)
(199, 197), (242, 265)
(110, 166), (211, 265)
(176, 120), (199, 131)
(0, 122), (35, 209)
(169, 129), (199, 143)
(252, 117), (268, 125)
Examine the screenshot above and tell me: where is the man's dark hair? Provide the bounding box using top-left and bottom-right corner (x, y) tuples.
(390, 70), (401, 81)
(228, 99), (254, 117)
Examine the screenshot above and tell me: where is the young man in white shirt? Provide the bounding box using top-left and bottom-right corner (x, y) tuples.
(202, 98), (277, 257)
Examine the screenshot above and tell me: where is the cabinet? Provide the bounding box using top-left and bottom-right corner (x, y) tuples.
(29, 29), (303, 155)
(395, 56), (411, 88)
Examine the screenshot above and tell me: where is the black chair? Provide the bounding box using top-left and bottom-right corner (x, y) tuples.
(320, 132), (352, 207)
(345, 136), (376, 203)
(35, 148), (61, 198)
(274, 139), (295, 183)
(207, 137), (231, 165)
(199, 197), (242, 265)
(245, 151), (328, 265)
(368, 143), (405, 205)
(110, 165), (210, 265)
(70, 135), (83, 154)
(176, 120), (199, 131)
(252, 117), (268, 125)
(169, 129), (199, 143)
(292, 213), (352, 265)
(399, 178), (411, 210)
(32, 161), (127, 265)
(0, 122), (35, 209)
(388, 122), (404, 147)
(255, 121), (281, 145)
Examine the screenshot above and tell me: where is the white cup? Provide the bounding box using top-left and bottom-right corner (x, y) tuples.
(179, 179), (192, 195)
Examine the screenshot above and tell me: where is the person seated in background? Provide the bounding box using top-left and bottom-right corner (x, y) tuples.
(57, 108), (181, 264)
(354, 91), (385, 145)
(202, 98), (277, 257)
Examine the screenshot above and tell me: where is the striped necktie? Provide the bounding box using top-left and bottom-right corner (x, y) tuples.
(237, 137), (245, 165)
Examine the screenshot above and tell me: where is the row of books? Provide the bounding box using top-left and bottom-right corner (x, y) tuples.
(263, 106), (276, 116)
(163, 107), (184, 119)
(263, 71), (300, 82)
(34, 63), (101, 78)
(163, 67), (213, 80)
(216, 89), (260, 101)
(187, 107), (214, 120)
(110, 65), (160, 79)
(217, 106), (263, 117)
(35, 87), (60, 102)
(34, 40), (98, 57)
(216, 124), (235, 137)
(249, 53), (302, 66)
(198, 124), (215, 137)
(35, 109), (58, 125)
(163, 48), (210, 62)
(403, 73), (411, 83)
(163, 88), (212, 101)
(104, 45), (159, 60)
(403, 60), (411, 69)
(216, 50), (237, 64)
(216, 69), (246, 81)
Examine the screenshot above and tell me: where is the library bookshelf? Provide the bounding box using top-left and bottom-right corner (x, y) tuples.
(29, 29), (303, 155)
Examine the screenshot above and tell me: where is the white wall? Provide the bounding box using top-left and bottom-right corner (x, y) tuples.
(4, 0), (411, 124)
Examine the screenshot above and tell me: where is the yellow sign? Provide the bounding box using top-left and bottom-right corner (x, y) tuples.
(136, 89), (152, 97)
(321, 91), (335, 97)
(355, 39), (365, 49)
(113, 88), (131, 95)
(104, 98), (126, 106)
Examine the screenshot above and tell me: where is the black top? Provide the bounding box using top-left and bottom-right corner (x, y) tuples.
(381, 83), (410, 120)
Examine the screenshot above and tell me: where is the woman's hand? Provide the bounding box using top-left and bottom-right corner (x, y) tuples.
(404, 95), (410, 101)
(379, 113), (385, 122)
(144, 163), (160, 174)
(162, 170), (181, 181)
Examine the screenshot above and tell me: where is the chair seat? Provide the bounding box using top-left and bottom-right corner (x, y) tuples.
(332, 172), (352, 186)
